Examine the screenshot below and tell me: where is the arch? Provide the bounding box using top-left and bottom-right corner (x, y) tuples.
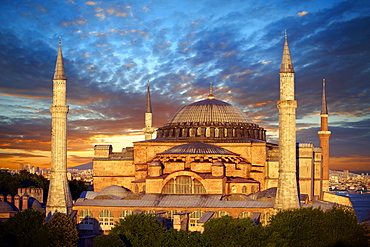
(162, 176), (206, 194)
(135, 184), (139, 193)
(215, 211), (230, 218)
(239, 211), (252, 219)
(119, 210), (133, 219)
(79, 209), (93, 225)
(167, 210), (178, 219)
(99, 210), (114, 230)
(189, 211), (204, 228)
(242, 186), (247, 194)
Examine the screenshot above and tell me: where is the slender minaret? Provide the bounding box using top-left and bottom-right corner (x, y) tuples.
(275, 32), (300, 210)
(318, 79), (331, 198)
(46, 41), (72, 217)
(143, 81), (154, 140)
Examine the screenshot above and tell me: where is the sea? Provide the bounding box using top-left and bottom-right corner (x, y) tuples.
(336, 192), (370, 222)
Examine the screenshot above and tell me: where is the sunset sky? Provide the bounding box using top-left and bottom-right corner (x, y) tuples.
(0, 0), (369, 171)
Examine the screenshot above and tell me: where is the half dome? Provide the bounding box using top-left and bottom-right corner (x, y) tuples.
(159, 142), (238, 155)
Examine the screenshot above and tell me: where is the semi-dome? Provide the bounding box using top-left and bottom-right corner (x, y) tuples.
(0, 201), (14, 213)
(156, 95), (266, 142)
(159, 142), (238, 155)
(169, 98), (254, 125)
(99, 185), (131, 198)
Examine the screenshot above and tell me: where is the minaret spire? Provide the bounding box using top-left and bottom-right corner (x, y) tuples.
(280, 32), (294, 73)
(321, 79), (328, 114)
(318, 79), (331, 198)
(143, 81), (154, 140)
(53, 39), (66, 80)
(47, 41), (72, 218)
(275, 32), (300, 210)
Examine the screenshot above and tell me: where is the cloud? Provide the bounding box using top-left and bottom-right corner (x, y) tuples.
(297, 11), (308, 16)
(86, 1), (96, 5)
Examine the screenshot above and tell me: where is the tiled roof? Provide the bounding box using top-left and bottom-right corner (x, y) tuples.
(74, 193), (275, 209)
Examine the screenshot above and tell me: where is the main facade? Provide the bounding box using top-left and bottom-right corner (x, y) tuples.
(73, 35), (330, 233)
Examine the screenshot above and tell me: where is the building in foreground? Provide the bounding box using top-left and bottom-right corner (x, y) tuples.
(73, 35), (348, 234)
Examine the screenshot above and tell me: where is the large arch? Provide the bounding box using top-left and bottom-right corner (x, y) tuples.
(162, 175), (206, 194)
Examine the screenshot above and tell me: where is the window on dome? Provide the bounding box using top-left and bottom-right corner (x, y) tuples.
(162, 176), (206, 194)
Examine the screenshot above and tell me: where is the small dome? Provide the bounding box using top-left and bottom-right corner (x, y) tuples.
(159, 142), (238, 155)
(169, 98), (254, 125)
(99, 185), (131, 198)
(0, 201), (14, 213)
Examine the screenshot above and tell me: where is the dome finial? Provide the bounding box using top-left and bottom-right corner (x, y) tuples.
(208, 82), (215, 100)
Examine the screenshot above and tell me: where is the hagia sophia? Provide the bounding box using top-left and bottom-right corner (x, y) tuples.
(1, 34), (350, 234)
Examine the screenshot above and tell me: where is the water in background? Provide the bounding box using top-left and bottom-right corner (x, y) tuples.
(336, 192), (370, 222)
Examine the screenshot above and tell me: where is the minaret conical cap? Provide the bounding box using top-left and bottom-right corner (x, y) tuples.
(53, 41), (66, 80)
(280, 32), (294, 73)
(146, 81), (152, 113)
(321, 79), (328, 114)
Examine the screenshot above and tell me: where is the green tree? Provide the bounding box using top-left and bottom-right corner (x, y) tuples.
(268, 207), (369, 247)
(69, 179), (89, 200)
(202, 215), (270, 247)
(94, 234), (126, 247)
(162, 229), (204, 247)
(0, 171), (21, 196)
(110, 213), (166, 247)
(1, 209), (45, 247)
(46, 212), (79, 247)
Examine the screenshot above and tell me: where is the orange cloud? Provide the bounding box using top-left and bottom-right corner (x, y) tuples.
(298, 11), (308, 17)
(86, 1), (96, 5)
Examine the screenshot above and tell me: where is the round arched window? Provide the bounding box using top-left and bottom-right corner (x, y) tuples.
(162, 176), (206, 194)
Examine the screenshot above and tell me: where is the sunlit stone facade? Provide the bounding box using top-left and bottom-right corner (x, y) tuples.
(74, 35), (331, 233)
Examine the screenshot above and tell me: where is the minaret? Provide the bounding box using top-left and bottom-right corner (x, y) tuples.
(275, 32), (300, 210)
(46, 41), (72, 217)
(318, 79), (331, 197)
(143, 81), (154, 140)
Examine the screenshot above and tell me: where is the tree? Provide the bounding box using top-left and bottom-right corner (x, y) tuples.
(94, 234), (126, 247)
(69, 179), (89, 201)
(0, 171), (21, 196)
(45, 212), (79, 247)
(110, 213), (166, 247)
(0, 209), (45, 247)
(202, 215), (270, 247)
(268, 206), (369, 247)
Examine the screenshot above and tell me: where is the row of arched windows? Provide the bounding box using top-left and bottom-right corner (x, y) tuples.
(162, 176), (206, 194)
(78, 209), (272, 230)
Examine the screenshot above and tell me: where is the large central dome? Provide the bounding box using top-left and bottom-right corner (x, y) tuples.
(169, 98), (254, 125)
(155, 95), (266, 142)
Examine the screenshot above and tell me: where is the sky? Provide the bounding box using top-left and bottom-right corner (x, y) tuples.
(0, 0), (369, 172)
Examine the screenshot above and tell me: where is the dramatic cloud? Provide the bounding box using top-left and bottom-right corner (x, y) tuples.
(0, 0), (369, 171)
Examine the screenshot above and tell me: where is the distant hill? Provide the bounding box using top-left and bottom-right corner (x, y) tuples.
(68, 162), (92, 170)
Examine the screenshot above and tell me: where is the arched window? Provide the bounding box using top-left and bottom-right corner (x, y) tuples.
(167, 210), (177, 219)
(99, 210), (114, 230)
(142, 185), (146, 192)
(162, 176), (206, 194)
(239, 211), (252, 219)
(242, 186), (247, 194)
(215, 211), (230, 218)
(119, 210), (132, 219)
(261, 212), (271, 226)
(189, 211), (204, 228)
(79, 209), (93, 225)
(135, 184), (139, 193)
